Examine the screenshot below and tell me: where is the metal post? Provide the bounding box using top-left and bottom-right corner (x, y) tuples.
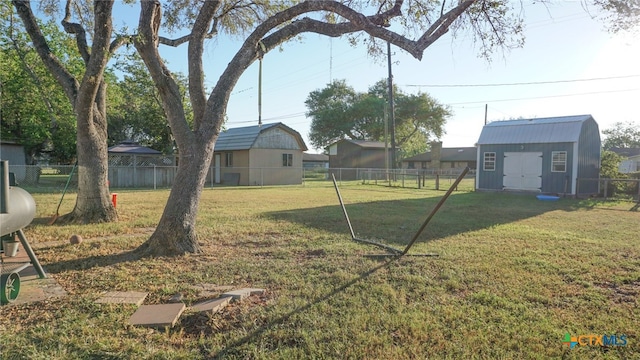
(387, 42), (396, 171)
(402, 167), (470, 255)
(17, 229), (46, 279)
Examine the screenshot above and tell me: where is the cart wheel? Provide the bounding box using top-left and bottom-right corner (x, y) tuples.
(1, 272), (21, 305)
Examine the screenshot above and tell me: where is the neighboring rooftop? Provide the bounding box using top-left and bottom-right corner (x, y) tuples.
(108, 141), (162, 154)
(214, 122), (307, 151)
(403, 147), (477, 162)
(609, 147), (640, 158)
(303, 153), (329, 162)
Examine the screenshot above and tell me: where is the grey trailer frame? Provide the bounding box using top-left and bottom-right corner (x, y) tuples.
(332, 167), (470, 257)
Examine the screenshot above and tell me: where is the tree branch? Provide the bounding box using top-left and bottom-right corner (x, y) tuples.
(135, 0), (193, 150)
(61, 0), (91, 64)
(188, 1), (221, 132)
(12, 0), (79, 104)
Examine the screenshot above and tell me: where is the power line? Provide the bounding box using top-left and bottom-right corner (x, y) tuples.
(404, 74), (640, 88)
(447, 88), (640, 105)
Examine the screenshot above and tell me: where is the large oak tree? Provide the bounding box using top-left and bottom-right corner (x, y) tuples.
(12, 0), (127, 223)
(133, 0), (523, 256)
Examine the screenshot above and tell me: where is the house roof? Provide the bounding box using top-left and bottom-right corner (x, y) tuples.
(609, 147), (640, 158)
(215, 122), (308, 151)
(108, 141), (161, 154)
(303, 153), (329, 162)
(477, 115), (595, 145)
(402, 147), (477, 162)
(329, 139), (392, 149)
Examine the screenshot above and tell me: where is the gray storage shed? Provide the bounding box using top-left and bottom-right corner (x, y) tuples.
(476, 115), (600, 195)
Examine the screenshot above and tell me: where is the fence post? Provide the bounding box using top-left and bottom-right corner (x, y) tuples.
(153, 165), (157, 190)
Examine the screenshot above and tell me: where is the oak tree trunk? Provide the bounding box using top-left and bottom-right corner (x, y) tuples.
(136, 141), (214, 256)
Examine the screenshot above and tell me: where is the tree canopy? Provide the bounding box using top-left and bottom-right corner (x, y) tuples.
(602, 121), (640, 149)
(306, 79), (449, 158)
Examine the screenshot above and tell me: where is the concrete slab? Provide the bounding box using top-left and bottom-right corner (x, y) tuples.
(190, 284), (235, 293)
(191, 296), (232, 313)
(246, 288), (266, 296)
(221, 288), (265, 301)
(221, 289), (251, 301)
(129, 303), (186, 328)
(96, 291), (148, 305)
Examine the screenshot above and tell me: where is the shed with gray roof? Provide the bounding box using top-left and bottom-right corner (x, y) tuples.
(213, 122), (307, 186)
(475, 115), (600, 195)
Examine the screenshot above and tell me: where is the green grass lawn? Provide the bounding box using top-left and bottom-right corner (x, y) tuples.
(2, 182), (638, 359)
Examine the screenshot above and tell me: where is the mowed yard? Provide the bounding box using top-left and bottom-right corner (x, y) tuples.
(1, 181), (638, 359)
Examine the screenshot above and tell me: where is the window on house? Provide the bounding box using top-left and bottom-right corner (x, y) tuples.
(225, 152), (233, 167)
(282, 153), (293, 167)
(552, 151), (567, 172)
(483, 152), (496, 171)
(408, 161), (415, 169)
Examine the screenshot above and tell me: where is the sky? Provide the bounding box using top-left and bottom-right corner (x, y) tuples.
(145, 2), (640, 153)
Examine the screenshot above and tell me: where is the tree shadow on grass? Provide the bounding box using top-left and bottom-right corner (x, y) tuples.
(38, 247), (144, 275)
(211, 257), (398, 359)
(265, 191), (596, 248)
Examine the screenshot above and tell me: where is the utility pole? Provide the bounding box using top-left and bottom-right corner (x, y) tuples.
(387, 41), (396, 170)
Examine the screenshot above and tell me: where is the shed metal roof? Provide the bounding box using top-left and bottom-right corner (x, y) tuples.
(214, 122), (307, 151)
(477, 115), (593, 145)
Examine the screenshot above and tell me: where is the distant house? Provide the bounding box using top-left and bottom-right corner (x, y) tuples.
(213, 122), (308, 186)
(476, 115), (601, 195)
(108, 141), (170, 166)
(327, 139), (396, 180)
(609, 148), (640, 173)
(0, 141), (26, 182)
(401, 142), (477, 171)
(303, 153), (329, 169)
(108, 141), (174, 188)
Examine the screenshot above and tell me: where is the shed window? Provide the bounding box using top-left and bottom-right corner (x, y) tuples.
(408, 161), (415, 169)
(552, 151), (567, 172)
(282, 153), (293, 167)
(225, 153), (233, 167)
(483, 152), (496, 171)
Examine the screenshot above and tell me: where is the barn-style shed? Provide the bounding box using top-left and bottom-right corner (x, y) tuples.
(476, 115), (600, 195)
(213, 122), (307, 186)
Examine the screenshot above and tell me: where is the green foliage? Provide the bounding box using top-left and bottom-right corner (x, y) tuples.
(306, 79), (450, 155)
(0, 12), (77, 164)
(592, 0), (640, 33)
(602, 121), (640, 150)
(107, 52), (188, 154)
(600, 150), (624, 179)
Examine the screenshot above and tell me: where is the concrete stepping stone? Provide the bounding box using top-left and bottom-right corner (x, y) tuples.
(221, 288), (265, 301)
(129, 303), (185, 328)
(95, 291), (148, 305)
(191, 296), (232, 313)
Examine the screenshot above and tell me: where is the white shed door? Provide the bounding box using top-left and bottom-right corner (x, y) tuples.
(503, 152), (542, 191)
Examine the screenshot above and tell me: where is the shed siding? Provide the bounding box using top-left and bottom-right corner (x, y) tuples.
(478, 143), (574, 194)
(576, 118), (600, 194)
(248, 148), (303, 185)
(253, 128), (301, 150)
